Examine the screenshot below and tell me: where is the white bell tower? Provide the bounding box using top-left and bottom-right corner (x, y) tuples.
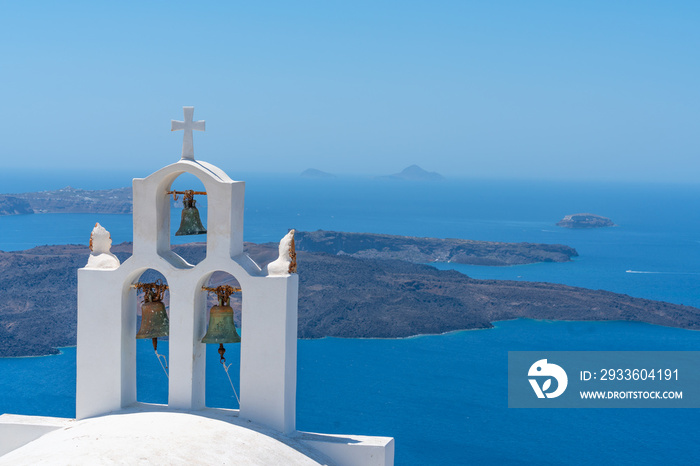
(77, 106), (298, 433)
(69, 106), (394, 465)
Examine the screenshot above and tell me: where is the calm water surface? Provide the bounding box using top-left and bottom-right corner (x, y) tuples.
(1, 320), (699, 465)
(1, 172), (699, 465)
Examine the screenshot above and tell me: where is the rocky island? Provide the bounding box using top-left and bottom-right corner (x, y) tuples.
(557, 213), (615, 228)
(295, 230), (578, 266)
(1, 237), (698, 357)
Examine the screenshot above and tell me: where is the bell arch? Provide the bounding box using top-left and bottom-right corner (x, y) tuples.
(131, 268), (171, 405)
(198, 270), (244, 410)
(131, 159), (245, 266)
(168, 172), (208, 265)
(111, 265), (174, 410)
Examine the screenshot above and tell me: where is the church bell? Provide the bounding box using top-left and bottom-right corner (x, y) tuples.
(136, 301), (170, 340)
(201, 285), (241, 345)
(135, 281), (170, 350)
(175, 191), (207, 236)
(201, 303), (241, 344)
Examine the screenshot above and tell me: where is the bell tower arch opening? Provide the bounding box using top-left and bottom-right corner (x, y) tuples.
(133, 268), (170, 405)
(200, 271), (243, 410)
(168, 172), (208, 265)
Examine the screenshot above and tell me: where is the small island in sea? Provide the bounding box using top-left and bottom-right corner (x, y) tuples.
(300, 168), (336, 178)
(382, 165), (444, 181)
(557, 213), (615, 228)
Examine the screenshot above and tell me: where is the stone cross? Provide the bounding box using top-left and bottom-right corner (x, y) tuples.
(171, 106), (205, 160)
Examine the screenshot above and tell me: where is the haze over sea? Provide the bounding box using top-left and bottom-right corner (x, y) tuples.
(1, 171), (699, 465)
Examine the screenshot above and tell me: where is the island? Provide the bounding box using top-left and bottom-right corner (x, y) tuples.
(0, 187), (132, 216)
(295, 230), (578, 266)
(382, 165), (444, 181)
(557, 213), (615, 228)
(1, 236), (698, 357)
(300, 168), (336, 178)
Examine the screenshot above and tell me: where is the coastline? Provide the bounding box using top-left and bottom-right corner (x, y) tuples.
(299, 316), (700, 343)
(0, 347), (70, 359)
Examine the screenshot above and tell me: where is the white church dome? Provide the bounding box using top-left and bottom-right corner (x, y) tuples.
(0, 411), (330, 465)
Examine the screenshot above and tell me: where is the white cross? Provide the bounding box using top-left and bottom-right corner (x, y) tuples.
(171, 106), (205, 160)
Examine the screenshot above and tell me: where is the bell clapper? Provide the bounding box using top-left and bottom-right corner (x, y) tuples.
(218, 343), (226, 364)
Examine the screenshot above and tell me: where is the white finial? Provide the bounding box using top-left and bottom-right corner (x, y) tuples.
(86, 223), (120, 269)
(265, 230), (297, 276)
(171, 106), (205, 160)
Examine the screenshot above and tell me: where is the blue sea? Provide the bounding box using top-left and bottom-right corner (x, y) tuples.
(1, 170), (699, 465)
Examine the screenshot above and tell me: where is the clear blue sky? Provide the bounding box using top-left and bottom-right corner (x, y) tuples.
(1, 1), (698, 181)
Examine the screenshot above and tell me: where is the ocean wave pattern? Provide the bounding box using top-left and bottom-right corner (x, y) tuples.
(626, 270), (700, 275)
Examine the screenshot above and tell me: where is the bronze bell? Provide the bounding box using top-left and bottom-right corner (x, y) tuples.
(202, 303), (241, 344)
(176, 196), (207, 236)
(135, 281), (170, 351)
(136, 301), (170, 340)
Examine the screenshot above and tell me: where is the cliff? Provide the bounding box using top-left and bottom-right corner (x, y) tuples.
(0, 241), (698, 357)
(0, 196), (34, 215)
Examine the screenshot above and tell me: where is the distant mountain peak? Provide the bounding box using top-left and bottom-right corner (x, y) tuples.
(388, 165), (444, 181)
(300, 168), (336, 178)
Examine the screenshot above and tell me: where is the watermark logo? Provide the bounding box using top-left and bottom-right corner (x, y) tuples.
(510, 351), (700, 408)
(528, 359), (568, 398)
